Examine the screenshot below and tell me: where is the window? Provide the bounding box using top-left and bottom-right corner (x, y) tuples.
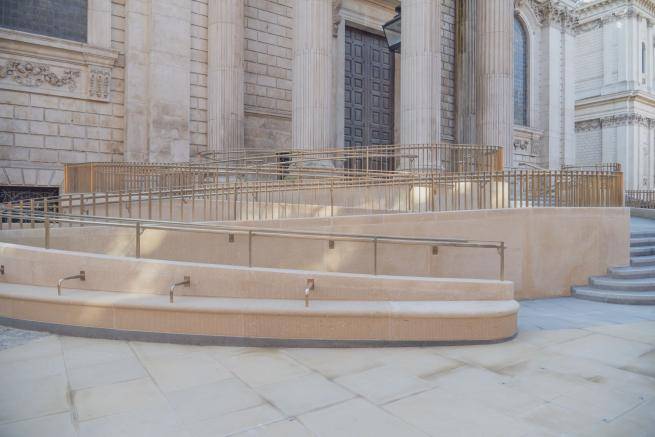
(0, 0), (87, 43)
(513, 16), (528, 127)
(642, 42), (646, 74)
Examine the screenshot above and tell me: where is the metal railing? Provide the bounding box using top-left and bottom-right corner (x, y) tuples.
(0, 207), (507, 281)
(63, 144), (505, 193)
(626, 190), (655, 209)
(4, 168), (625, 227)
(563, 163), (622, 173)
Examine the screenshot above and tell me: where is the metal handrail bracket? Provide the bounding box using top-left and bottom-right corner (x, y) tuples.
(304, 278), (315, 308)
(57, 271), (85, 296)
(170, 275), (190, 303)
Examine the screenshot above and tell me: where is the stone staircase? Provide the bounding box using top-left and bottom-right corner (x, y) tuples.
(572, 230), (655, 305)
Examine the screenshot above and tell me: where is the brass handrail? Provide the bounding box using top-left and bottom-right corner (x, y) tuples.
(304, 278), (315, 308)
(169, 276), (190, 303)
(1, 208), (507, 281)
(57, 271), (85, 296)
(626, 190), (655, 208)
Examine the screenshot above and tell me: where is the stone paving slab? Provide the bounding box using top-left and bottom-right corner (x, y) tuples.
(0, 297), (653, 436)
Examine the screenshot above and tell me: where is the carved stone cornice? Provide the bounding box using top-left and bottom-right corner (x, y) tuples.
(576, 113), (655, 131)
(517, 0), (579, 29)
(575, 1), (655, 33)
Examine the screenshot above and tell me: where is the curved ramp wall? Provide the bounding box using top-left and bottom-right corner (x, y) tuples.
(0, 243), (517, 345)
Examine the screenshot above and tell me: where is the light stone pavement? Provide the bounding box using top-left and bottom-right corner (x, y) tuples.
(0, 298), (653, 437)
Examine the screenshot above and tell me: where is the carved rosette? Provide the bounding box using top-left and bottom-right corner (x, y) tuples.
(0, 60), (80, 91)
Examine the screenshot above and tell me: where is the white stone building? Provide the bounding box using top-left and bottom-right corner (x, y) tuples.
(0, 0), (645, 197)
(575, 0), (655, 189)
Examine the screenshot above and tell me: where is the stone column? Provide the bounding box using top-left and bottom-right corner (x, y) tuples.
(125, 0), (191, 162)
(292, 0), (333, 150)
(456, 0), (476, 144)
(562, 28), (576, 166)
(476, 0), (514, 167)
(208, 0), (244, 153)
(400, 0), (442, 146)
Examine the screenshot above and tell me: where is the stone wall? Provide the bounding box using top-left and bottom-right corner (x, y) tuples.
(0, 0), (123, 187)
(574, 25), (603, 100)
(0, 0), (460, 184)
(243, 0), (293, 151)
(575, 122), (602, 165)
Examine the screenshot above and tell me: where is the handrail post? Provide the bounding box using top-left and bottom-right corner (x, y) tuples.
(135, 221), (141, 258)
(44, 217), (50, 249)
(248, 230), (253, 267)
(499, 242), (505, 281)
(373, 237), (378, 275)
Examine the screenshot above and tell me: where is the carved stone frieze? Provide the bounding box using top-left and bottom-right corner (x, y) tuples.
(0, 60), (80, 91)
(0, 56), (112, 102)
(575, 118), (601, 132)
(576, 113), (655, 132)
(514, 139), (530, 151)
(88, 66), (111, 101)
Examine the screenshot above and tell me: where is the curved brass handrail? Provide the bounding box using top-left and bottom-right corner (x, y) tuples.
(0, 207), (507, 281)
(57, 271), (85, 296)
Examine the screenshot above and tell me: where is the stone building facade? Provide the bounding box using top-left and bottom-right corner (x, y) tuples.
(575, 0), (655, 189)
(0, 0), (632, 195)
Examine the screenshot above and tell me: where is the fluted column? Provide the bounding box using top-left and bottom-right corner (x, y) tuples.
(456, 0), (476, 144)
(400, 0), (442, 146)
(476, 0), (514, 167)
(292, 0), (333, 150)
(208, 0), (244, 152)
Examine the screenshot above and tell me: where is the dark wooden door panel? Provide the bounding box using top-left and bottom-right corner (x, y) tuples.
(345, 27), (394, 150)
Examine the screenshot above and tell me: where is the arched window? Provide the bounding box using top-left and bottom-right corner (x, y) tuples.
(513, 16), (528, 126)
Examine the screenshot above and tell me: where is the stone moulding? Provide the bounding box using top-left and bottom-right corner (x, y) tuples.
(575, 113), (655, 132)
(0, 28), (117, 102)
(88, 66), (111, 100)
(0, 60), (80, 91)
(0, 56), (112, 102)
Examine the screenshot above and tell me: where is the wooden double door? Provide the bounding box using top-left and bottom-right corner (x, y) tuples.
(344, 26), (395, 149)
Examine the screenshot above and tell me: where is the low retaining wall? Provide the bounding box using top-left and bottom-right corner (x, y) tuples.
(0, 243), (512, 301)
(235, 208), (630, 300)
(0, 208), (629, 300)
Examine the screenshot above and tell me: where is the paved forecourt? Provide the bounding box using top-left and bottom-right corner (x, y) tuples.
(0, 297), (653, 437)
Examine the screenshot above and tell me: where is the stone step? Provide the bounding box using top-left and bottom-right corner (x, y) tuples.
(608, 265), (655, 279)
(630, 238), (655, 247)
(571, 286), (655, 305)
(0, 283), (519, 345)
(589, 276), (655, 292)
(630, 246), (655, 257)
(630, 231), (655, 239)
(631, 255), (655, 267)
